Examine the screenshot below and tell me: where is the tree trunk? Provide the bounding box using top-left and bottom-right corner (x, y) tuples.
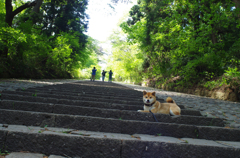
(211, 32), (217, 44)
(5, 0), (13, 26)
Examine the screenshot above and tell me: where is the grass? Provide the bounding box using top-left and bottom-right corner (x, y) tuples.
(0, 149), (9, 156)
(62, 130), (71, 134)
(32, 93), (37, 97)
(194, 129), (199, 138)
(208, 119), (214, 126)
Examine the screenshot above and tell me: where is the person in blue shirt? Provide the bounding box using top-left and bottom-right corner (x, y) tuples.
(108, 70), (113, 82)
(91, 67), (97, 81)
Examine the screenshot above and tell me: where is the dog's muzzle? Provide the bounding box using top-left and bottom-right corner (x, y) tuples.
(144, 101), (156, 107)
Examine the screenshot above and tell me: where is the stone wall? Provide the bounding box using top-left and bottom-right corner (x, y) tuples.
(161, 85), (238, 102)
(141, 80), (239, 102)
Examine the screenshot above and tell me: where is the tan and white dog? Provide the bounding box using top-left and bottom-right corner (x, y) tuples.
(138, 91), (181, 115)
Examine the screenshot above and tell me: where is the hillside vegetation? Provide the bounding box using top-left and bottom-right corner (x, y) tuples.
(0, 0), (102, 79)
(106, 0), (240, 100)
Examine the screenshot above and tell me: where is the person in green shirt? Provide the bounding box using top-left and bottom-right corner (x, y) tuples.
(108, 70), (113, 82)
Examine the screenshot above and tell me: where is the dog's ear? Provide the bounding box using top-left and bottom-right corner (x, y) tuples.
(143, 91), (147, 95)
(152, 92), (156, 96)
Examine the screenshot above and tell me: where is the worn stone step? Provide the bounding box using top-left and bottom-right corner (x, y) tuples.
(38, 81), (134, 91)
(31, 81), (141, 92)
(1, 91), (182, 109)
(21, 88), (144, 99)
(0, 94), (196, 116)
(5, 152), (65, 158)
(2, 90), (145, 105)
(14, 84), (187, 108)
(0, 100), (223, 126)
(0, 125), (240, 158)
(7, 90), (145, 102)
(24, 83), (143, 95)
(0, 109), (239, 141)
(33, 81), (137, 90)
(15, 89), (145, 103)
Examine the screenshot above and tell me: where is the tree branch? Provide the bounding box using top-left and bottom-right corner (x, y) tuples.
(12, 1), (36, 17)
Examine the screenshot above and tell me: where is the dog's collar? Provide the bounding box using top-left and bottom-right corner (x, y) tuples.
(144, 101), (156, 107)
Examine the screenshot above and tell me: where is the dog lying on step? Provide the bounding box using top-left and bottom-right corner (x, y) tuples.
(137, 91), (181, 115)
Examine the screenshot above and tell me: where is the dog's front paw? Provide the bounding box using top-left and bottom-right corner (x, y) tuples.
(137, 110), (142, 112)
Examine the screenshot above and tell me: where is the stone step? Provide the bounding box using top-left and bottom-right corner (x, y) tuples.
(0, 109), (239, 141)
(2, 81), (239, 157)
(16, 89), (145, 103)
(16, 89), (145, 101)
(0, 95), (195, 116)
(0, 100), (223, 126)
(22, 89), (143, 99)
(24, 84), (143, 97)
(5, 152), (65, 158)
(0, 125), (240, 158)
(2, 90), (145, 105)
(34, 81), (137, 90)
(49, 81), (135, 91)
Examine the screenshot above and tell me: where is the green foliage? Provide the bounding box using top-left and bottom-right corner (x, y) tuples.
(0, 0), (5, 19)
(203, 67), (240, 90)
(127, 5), (144, 25)
(0, 0), (101, 79)
(32, 93), (37, 97)
(223, 67), (240, 88)
(46, 33), (73, 77)
(203, 80), (223, 90)
(118, 0), (240, 87)
(107, 29), (144, 84)
(0, 149), (9, 156)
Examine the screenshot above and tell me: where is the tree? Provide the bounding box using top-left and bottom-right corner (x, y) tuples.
(1, 0), (43, 76)
(120, 0), (240, 85)
(0, 0), (90, 78)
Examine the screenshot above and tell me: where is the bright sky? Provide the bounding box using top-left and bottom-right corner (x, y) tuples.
(86, 0), (136, 69)
(86, 0), (135, 42)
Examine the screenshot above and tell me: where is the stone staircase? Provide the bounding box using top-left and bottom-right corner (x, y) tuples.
(0, 81), (240, 158)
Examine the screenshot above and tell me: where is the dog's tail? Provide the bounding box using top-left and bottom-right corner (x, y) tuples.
(166, 97), (174, 103)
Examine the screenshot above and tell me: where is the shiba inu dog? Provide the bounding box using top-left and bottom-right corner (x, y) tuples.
(138, 91), (181, 115)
